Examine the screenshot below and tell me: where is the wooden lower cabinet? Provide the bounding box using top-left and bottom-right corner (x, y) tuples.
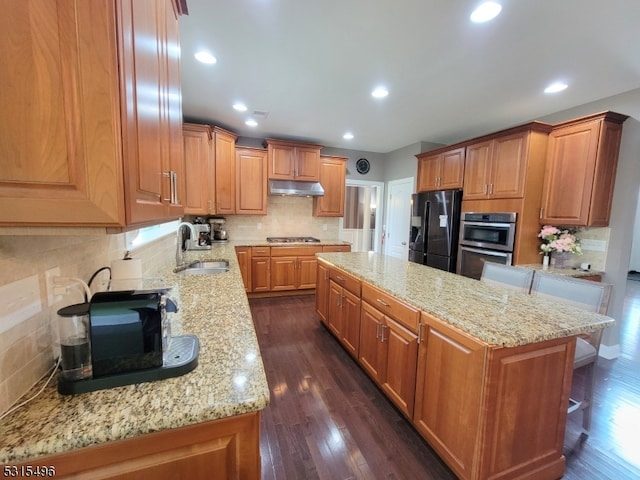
(359, 301), (418, 418)
(270, 246), (321, 291)
(251, 258), (270, 293)
(328, 279), (361, 358)
(21, 412), (261, 480)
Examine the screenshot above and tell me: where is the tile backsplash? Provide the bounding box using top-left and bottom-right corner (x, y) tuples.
(0, 232), (176, 414)
(0, 195), (339, 415)
(210, 196), (340, 241)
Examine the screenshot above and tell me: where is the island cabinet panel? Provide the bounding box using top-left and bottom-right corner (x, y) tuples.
(23, 412), (261, 480)
(540, 111), (627, 227)
(413, 313), (486, 479)
(315, 260), (331, 325)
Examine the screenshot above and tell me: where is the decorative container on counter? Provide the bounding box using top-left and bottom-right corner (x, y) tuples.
(551, 251), (570, 269)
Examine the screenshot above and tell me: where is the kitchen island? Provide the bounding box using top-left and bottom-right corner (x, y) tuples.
(316, 252), (614, 480)
(0, 243), (269, 479)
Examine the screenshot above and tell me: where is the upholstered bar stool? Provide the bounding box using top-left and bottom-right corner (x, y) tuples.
(480, 262), (535, 293)
(529, 271), (612, 435)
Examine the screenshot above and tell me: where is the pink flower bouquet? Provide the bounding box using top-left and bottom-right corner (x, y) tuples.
(538, 225), (582, 255)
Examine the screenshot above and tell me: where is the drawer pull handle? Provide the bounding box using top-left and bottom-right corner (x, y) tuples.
(376, 298), (390, 308)
(417, 322), (424, 344)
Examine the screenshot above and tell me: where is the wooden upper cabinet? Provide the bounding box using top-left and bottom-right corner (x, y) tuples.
(264, 139), (322, 181)
(0, 0), (125, 226)
(313, 156), (347, 217)
(463, 131), (529, 200)
(183, 123), (214, 215)
(540, 111), (628, 227)
(213, 127), (238, 215)
(120, 0), (185, 225)
(416, 148), (465, 192)
(236, 147), (268, 215)
(0, 0), (185, 227)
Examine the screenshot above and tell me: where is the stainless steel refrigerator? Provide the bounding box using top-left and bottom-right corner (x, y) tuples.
(408, 189), (463, 272)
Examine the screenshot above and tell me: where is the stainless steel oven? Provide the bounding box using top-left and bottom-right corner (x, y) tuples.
(457, 212), (517, 279)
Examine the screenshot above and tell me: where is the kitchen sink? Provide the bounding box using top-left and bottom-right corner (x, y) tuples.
(175, 259), (230, 275)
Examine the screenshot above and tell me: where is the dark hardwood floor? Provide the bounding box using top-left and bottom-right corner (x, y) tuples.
(250, 280), (640, 480)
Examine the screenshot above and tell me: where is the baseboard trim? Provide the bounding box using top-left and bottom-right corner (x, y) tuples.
(599, 343), (621, 360)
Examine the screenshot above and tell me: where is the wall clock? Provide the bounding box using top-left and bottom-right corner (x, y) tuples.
(356, 158), (370, 174)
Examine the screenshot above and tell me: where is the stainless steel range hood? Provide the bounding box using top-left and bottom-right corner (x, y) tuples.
(268, 179), (325, 197)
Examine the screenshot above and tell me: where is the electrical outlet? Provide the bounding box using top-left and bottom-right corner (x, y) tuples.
(323, 224), (328, 231)
(45, 267), (62, 306)
(257, 223), (262, 230)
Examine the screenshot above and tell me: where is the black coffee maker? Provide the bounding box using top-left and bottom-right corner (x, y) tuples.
(57, 289), (199, 395)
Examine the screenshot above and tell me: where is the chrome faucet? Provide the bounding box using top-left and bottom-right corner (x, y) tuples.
(175, 222), (197, 267)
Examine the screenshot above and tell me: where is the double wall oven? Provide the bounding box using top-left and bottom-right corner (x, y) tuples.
(457, 212), (517, 280)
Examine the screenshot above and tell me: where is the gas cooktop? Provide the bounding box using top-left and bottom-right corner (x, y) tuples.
(266, 236), (321, 243)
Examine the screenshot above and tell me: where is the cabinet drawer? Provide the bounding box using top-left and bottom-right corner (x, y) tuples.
(362, 283), (419, 332)
(322, 245), (351, 252)
(270, 246), (322, 257)
(329, 268), (361, 296)
(251, 246), (271, 257)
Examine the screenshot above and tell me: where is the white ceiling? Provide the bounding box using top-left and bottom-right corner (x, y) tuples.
(179, 0), (640, 154)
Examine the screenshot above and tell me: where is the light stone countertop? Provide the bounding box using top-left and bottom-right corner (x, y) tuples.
(0, 243), (269, 464)
(318, 252), (614, 348)
(518, 263), (604, 278)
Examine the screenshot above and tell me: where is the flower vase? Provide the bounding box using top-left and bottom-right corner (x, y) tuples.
(542, 254), (550, 269)
(552, 251), (569, 269)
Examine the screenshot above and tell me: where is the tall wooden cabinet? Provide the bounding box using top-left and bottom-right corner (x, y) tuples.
(416, 147), (465, 192)
(214, 127), (238, 215)
(183, 124), (214, 215)
(236, 148), (268, 215)
(540, 111), (628, 227)
(313, 156), (347, 217)
(0, 0), (185, 227)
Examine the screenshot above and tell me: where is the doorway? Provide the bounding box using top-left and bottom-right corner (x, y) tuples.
(339, 180), (384, 252)
(384, 177), (414, 259)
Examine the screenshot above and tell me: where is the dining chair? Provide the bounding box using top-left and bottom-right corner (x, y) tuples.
(529, 271), (612, 435)
(480, 262), (535, 293)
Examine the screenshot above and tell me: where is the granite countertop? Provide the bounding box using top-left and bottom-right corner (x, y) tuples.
(318, 252), (614, 348)
(231, 239), (351, 247)
(0, 243), (269, 464)
(518, 263), (604, 278)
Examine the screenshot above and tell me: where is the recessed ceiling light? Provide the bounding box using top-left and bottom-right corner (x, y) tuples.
(343, 132), (354, 140)
(371, 87), (389, 99)
(245, 119), (258, 127)
(194, 51), (217, 64)
(233, 103), (248, 112)
(470, 2), (502, 23)
(544, 82), (568, 94)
